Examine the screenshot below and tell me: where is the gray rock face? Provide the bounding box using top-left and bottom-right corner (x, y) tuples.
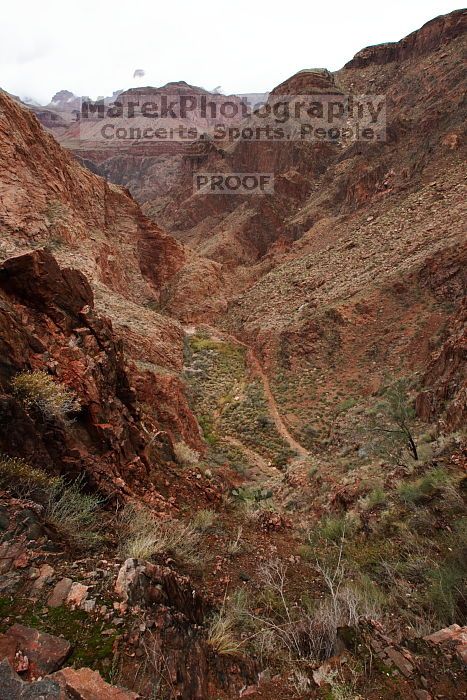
(0, 659), (62, 699)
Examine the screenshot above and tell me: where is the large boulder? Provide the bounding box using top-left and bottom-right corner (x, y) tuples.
(52, 667), (139, 700)
(0, 624), (71, 680)
(0, 250), (93, 319)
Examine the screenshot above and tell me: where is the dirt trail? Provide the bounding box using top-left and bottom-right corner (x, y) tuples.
(244, 348), (309, 458)
(186, 324), (310, 459)
(223, 436), (282, 483)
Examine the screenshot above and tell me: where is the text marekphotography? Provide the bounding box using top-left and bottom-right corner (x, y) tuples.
(78, 93), (387, 144)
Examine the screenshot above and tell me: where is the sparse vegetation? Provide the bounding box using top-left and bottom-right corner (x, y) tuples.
(426, 558), (466, 624)
(0, 454), (58, 501)
(220, 381), (292, 463)
(359, 485), (387, 510)
(117, 503), (203, 566)
(232, 485), (273, 502)
(227, 526), (244, 555)
(312, 514), (358, 544)
(397, 468), (449, 504)
(184, 334), (292, 465)
(173, 440), (200, 466)
(365, 378), (419, 462)
(230, 485), (274, 514)
(45, 199), (67, 226)
(45, 477), (103, 547)
(336, 397), (357, 414)
(226, 554), (380, 666)
(0, 454), (101, 546)
(307, 465), (318, 481)
(192, 508), (217, 532)
(206, 611), (242, 656)
(12, 370), (80, 422)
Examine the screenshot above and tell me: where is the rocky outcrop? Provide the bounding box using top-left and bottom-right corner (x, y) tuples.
(0, 659), (63, 700)
(0, 623), (137, 698)
(114, 559), (257, 699)
(0, 249), (171, 501)
(424, 624), (467, 665)
(0, 85), (220, 340)
(52, 667), (139, 700)
(0, 85), (221, 449)
(344, 9), (467, 68)
(337, 619), (467, 699)
(133, 369), (205, 451)
(416, 303), (467, 430)
(0, 249), (93, 318)
(115, 559), (205, 622)
(270, 67), (342, 95)
(414, 245), (467, 429)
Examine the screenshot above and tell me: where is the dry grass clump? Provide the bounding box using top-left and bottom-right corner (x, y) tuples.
(358, 483), (387, 511)
(192, 509), (217, 532)
(206, 612), (242, 656)
(118, 504), (203, 565)
(12, 370), (80, 421)
(173, 441), (200, 466)
(0, 453), (102, 546)
(45, 477), (103, 547)
(227, 526), (244, 555)
(0, 454), (58, 501)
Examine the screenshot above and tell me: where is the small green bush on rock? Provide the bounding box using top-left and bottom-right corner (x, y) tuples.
(12, 370), (80, 421)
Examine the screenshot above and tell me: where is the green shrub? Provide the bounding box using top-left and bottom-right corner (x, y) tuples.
(426, 561), (466, 624)
(272, 446), (293, 469)
(365, 377), (418, 463)
(398, 468), (449, 504)
(12, 371), (80, 421)
(257, 414), (274, 429)
(335, 397), (357, 413)
(297, 544), (314, 561)
(360, 486), (387, 510)
(307, 466), (318, 482)
(314, 514), (358, 543)
(199, 415), (218, 445)
(231, 486), (273, 504)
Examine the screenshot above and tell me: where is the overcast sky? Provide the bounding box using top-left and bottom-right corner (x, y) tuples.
(1, 1), (463, 103)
